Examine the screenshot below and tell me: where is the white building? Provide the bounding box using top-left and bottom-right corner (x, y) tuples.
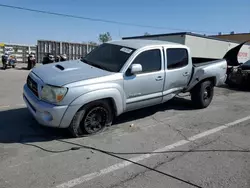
(123, 32), (250, 64)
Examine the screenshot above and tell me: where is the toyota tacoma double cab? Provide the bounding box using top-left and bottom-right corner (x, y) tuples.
(23, 39), (228, 137)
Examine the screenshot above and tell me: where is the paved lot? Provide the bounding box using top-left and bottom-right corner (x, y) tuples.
(0, 64), (250, 188)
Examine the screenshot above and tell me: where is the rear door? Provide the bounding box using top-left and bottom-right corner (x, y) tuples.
(162, 47), (192, 102)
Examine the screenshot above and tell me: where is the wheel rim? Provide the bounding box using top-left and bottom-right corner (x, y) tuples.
(82, 107), (108, 134)
(203, 86), (211, 101)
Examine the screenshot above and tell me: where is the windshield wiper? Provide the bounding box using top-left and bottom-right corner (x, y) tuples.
(91, 63), (111, 71)
(81, 58), (92, 65)
(81, 58), (111, 72)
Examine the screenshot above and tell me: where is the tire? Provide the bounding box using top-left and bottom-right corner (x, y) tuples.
(191, 80), (214, 109)
(12, 65), (15, 68)
(68, 100), (114, 137)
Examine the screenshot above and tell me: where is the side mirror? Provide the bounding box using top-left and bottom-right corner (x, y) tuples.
(130, 64), (142, 74)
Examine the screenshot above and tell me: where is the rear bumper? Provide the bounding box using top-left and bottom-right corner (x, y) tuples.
(217, 74), (227, 86)
(23, 84), (68, 128)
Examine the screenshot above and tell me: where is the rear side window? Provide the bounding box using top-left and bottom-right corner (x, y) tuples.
(167, 48), (188, 69)
(132, 49), (161, 73)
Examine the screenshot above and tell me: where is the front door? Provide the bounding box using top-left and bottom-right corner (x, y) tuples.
(123, 47), (165, 112)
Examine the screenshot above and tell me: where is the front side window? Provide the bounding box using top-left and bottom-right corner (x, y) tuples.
(132, 49), (161, 73)
(83, 43), (136, 72)
(167, 48), (188, 70)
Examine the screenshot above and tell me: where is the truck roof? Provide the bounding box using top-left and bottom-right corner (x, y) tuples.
(108, 39), (186, 49)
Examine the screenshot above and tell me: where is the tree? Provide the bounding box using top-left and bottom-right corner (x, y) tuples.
(98, 32), (112, 43)
(144, 32), (150, 36)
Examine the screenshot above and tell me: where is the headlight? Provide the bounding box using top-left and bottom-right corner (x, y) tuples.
(41, 84), (68, 103)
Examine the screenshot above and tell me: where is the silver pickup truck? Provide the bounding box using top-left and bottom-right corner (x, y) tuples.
(23, 39), (228, 137)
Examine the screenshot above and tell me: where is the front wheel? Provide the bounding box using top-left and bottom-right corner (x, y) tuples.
(68, 100), (113, 137)
(191, 80), (214, 109)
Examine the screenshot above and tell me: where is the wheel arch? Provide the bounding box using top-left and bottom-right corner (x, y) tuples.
(77, 97), (118, 117)
(59, 88), (123, 128)
(188, 76), (216, 92)
(71, 88), (123, 115)
(201, 76), (216, 86)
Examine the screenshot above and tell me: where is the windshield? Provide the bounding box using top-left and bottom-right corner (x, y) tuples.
(82, 43), (136, 72)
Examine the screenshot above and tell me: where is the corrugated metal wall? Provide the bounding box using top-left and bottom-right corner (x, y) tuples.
(37, 40), (97, 63)
(0, 43), (36, 63)
(123, 34), (250, 64)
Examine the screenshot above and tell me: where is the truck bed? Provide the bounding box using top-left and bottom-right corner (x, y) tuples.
(192, 57), (220, 67)
(185, 59), (228, 92)
(193, 59), (224, 67)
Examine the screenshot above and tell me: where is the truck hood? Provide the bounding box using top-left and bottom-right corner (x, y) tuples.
(32, 60), (113, 86)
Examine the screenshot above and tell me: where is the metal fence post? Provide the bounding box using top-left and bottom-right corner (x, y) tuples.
(60, 42), (62, 54)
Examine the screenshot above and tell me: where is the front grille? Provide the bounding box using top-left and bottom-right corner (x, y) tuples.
(27, 76), (38, 97)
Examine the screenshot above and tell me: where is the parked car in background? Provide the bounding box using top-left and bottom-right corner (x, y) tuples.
(23, 39), (235, 137)
(226, 60), (250, 88)
(1, 54), (16, 69)
(224, 40), (250, 89)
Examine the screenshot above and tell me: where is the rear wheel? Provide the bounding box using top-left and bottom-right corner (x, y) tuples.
(68, 100), (113, 137)
(191, 80), (214, 109)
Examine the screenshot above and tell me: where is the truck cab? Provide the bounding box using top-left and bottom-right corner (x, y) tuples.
(117, 41), (193, 111)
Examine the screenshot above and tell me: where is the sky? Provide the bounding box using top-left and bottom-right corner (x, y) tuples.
(0, 0), (249, 45)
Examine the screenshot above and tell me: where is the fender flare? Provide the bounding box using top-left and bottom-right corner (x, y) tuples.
(70, 88), (124, 116)
(187, 76), (217, 92)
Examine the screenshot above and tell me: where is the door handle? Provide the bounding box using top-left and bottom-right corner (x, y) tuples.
(183, 72), (190, 76)
(155, 76), (163, 81)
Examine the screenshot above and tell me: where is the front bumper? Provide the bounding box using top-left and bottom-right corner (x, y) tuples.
(23, 84), (68, 128)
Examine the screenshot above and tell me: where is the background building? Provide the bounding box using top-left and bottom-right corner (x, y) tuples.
(210, 32), (250, 43)
(123, 32), (250, 64)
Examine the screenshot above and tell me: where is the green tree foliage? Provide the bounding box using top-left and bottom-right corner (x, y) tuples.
(99, 32), (112, 43)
